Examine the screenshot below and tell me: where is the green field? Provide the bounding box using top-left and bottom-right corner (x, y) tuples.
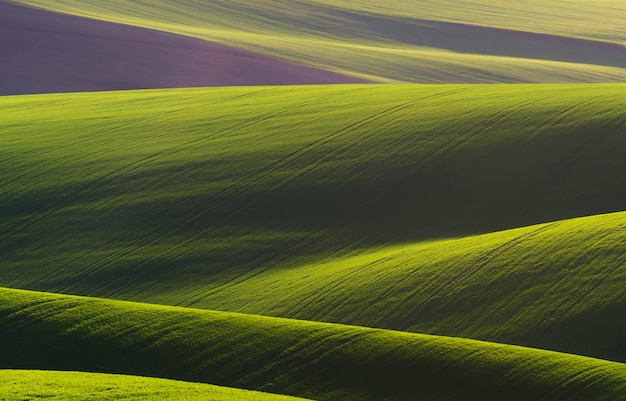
(2, 84), (625, 366)
(1, 287), (626, 401)
(3, 3), (626, 397)
(14, 0), (626, 83)
(0, 370), (311, 401)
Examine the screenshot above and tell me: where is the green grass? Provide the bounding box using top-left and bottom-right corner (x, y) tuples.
(13, 0), (626, 83)
(1, 287), (626, 401)
(1, 84), (625, 361)
(0, 370), (310, 401)
(170, 210), (626, 363)
(312, 0), (626, 43)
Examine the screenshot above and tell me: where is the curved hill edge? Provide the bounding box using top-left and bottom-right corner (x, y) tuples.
(11, 0), (626, 83)
(1, 84), (626, 365)
(176, 210), (626, 362)
(0, 287), (625, 401)
(0, 369), (312, 401)
(0, 0), (367, 96)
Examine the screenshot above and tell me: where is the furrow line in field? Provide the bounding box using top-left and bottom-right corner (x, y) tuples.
(526, 248), (626, 346)
(0, 88), (271, 234)
(179, 228), (339, 308)
(412, 95), (555, 170)
(231, 329), (352, 387)
(281, 331), (373, 379)
(48, 97), (321, 294)
(0, 300), (80, 339)
(171, 88), (466, 262)
(151, 88), (467, 295)
(545, 105), (626, 185)
(0, 107), (187, 202)
(379, 93), (579, 311)
(535, 364), (612, 401)
(2, 87), (271, 202)
(91, 93), (427, 294)
(0, 108), (186, 237)
(47, 87), (373, 290)
(400, 222), (558, 328)
(323, 93), (555, 250)
(286, 253), (401, 318)
(235, 330), (372, 389)
(256, 87), (469, 190)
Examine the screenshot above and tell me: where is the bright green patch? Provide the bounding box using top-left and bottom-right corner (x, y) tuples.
(1, 287), (626, 401)
(0, 370), (310, 400)
(2, 84), (625, 361)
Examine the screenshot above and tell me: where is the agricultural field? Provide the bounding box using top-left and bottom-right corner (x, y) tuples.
(0, 370), (311, 401)
(1, 0), (625, 400)
(1, 287), (626, 401)
(8, 0), (626, 85)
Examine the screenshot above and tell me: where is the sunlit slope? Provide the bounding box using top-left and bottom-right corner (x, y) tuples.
(0, 370), (310, 401)
(312, 0), (626, 43)
(14, 0), (626, 83)
(2, 84), (625, 307)
(1, 288), (626, 401)
(163, 211), (626, 363)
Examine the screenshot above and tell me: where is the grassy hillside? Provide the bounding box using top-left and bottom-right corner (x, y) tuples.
(169, 211), (626, 363)
(1, 84), (625, 359)
(312, 0), (626, 43)
(0, 370), (310, 401)
(13, 0), (626, 83)
(1, 287), (626, 401)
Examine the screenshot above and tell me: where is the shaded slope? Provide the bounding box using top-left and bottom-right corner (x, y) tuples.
(0, 370), (310, 401)
(13, 0), (626, 83)
(0, 1), (365, 96)
(1, 287), (626, 401)
(181, 211), (625, 363)
(2, 84), (625, 302)
(1, 84), (626, 360)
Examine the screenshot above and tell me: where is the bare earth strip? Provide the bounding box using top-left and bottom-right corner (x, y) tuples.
(0, 0), (367, 95)
(343, 10), (626, 69)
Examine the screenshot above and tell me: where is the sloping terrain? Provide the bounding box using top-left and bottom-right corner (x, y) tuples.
(312, 0), (626, 43)
(154, 211), (626, 363)
(12, 0), (626, 83)
(0, 0), (364, 95)
(1, 84), (625, 362)
(1, 287), (626, 401)
(0, 370), (310, 401)
(3, 1), (626, 399)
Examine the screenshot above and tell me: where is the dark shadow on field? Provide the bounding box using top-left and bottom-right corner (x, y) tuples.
(4, 121), (625, 300)
(519, 301), (626, 363)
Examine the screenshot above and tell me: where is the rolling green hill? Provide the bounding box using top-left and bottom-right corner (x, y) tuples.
(168, 210), (626, 363)
(0, 370), (310, 401)
(13, 0), (626, 83)
(1, 287), (626, 401)
(2, 84), (625, 361)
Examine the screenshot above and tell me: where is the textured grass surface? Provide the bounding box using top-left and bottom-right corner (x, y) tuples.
(0, 370), (310, 401)
(168, 211), (626, 363)
(312, 0), (626, 43)
(1, 84), (625, 361)
(1, 287), (626, 401)
(13, 0), (626, 83)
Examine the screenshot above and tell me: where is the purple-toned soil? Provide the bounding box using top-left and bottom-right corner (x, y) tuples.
(0, 1), (367, 95)
(346, 11), (626, 70)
